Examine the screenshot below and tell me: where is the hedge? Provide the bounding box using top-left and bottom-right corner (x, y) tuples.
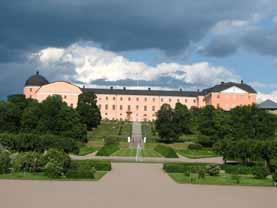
(163, 163), (212, 173)
(221, 164), (257, 175)
(96, 144), (119, 156)
(0, 133), (79, 154)
(66, 160), (111, 179)
(154, 145), (178, 158)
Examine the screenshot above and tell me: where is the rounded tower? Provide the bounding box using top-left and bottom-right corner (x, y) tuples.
(23, 71), (49, 99)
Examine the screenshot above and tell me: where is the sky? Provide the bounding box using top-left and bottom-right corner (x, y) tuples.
(0, 0), (277, 102)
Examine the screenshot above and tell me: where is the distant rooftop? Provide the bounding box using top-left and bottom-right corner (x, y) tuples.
(257, 99), (277, 110)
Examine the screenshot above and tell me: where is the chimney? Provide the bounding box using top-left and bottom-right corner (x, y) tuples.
(241, 80), (244, 84)
(221, 81), (224, 85)
(123, 87), (126, 90)
(197, 89), (200, 92)
(148, 87), (151, 91)
(179, 88), (182, 92)
(36, 71), (39, 75)
(83, 85), (86, 89)
(110, 86), (113, 90)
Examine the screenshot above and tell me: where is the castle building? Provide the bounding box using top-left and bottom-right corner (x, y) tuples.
(23, 72), (257, 121)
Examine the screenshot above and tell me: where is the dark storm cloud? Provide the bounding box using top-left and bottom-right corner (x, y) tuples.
(0, 0), (269, 62)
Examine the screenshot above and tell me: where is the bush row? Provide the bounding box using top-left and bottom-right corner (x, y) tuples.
(154, 145), (178, 158)
(0, 149), (112, 179)
(0, 133), (79, 154)
(163, 163), (208, 173)
(96, 144), (119, 156)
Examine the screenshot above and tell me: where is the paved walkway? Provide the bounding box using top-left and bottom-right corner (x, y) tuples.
(1, 163), (276, 208)
(129, 121), (143, 149)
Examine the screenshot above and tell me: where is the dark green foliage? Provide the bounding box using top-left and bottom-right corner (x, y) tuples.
(69, 160), (112, 171)
(198, 168), (206, 179)
(77, 92), (101, 130)
(197, 134), (214, 147)
(206, 164), (220, 176)
(253, 166), (269, 179)
(96, 144), (119, 156)
(155, 104), (178, 143)
(0, 150), (11, 174)
(231, 174), (241, 184)
(188, 143), (202, 150)
(43, 149), (71, 172)
(163, 163), (209, 173)
(154, 145), (178, 158)
(174, 103), (191, 134)
(12, 152), (44, 173)
(45, 160), (64, 178)
(0, 133), (79, 153)
(221, 164), (256, 175)
(66, 160), (96, 179)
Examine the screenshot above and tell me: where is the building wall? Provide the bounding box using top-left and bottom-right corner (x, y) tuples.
(96, 93), (198, 121)
(23, 82), (257, 122)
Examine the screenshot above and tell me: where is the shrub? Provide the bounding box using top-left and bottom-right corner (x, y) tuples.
(253, 166), (269, 179)
(154, 145), (178, 158)
(163, 163), (209, 173)
(96, 144), (119, 156)
(188, 143), (202, 150)
(0, 133), (79, 154)
(197, 135), (214, 147)
(12, 152), (44, 173)
(43, 149), (71, 172)
(221, 164), (255, 175)
(45, 160), (64, 178)
(0, 150), (11, 174)
(198, 168), (206, 179)
(206, 164), (220, 176)
(93, 160), (112, 171)
(66, 160), (96, 179)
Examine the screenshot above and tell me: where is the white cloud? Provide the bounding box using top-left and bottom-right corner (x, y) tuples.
(257, 91), (277, 103)
(32, 42), (240, 88)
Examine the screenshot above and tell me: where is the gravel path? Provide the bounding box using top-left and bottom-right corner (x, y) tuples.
(0, 163), (276, 208)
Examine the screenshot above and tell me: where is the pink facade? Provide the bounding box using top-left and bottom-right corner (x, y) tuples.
(23, 73), (257, 122)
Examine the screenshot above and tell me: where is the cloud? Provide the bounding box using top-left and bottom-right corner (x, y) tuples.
(32, 42), (240, 89)
(0, 0), (276, 62)
(257, 91), (277, 103)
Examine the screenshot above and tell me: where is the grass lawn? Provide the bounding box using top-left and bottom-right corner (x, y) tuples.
(88, 121), (131, 141)
(168, 173), (273, 187)
(0, 171), (107, 181)
(78, 145), (97, 156)
(177, 148), (218, 159)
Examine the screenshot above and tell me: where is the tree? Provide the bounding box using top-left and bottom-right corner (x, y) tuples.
(155, 104), (178, 143)
(21, 101), (41, 132)
(77, 92), (101, 130)
(174, 103), (191, 135)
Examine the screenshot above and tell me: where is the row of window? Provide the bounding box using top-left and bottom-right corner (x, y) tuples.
(99, 104), (156, 111)
(99, 96), (196, 103)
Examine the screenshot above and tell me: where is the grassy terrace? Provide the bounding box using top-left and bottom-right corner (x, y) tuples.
(0, 171), (108, 181)
(168, 173), (273, 187)
(177, 149), (218, 159)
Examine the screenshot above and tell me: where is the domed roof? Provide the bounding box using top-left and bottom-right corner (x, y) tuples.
(25, 71), (49, 87)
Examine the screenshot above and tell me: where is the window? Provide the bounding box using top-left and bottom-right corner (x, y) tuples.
(144, 106), (147, 111)
(161, 98), (164, 102)
(152, 98), (155, 102)
(177, 99), (180, 103)
(30, 88), (32, 92)
(70, 104), (73, 108)
(120, 97), (123, 101)
(105, 113), (108, 115)
(193, 99), (196, 103)
(128, 97), (131, 101)
(128, 105), (131, 111)
(113, 97), (116, 100)
(136, 105), (139, 110)
(106, 96), (108, 100)
(185, 99), (187, 103)
(112, 105), (115, 110)
(217, 94), (220, 99)
(64, 95), (67, 99)
(105, 104), (108, 110)
(169, 98), (171, 102)
(144, 97), (147, 101)
(98, 104), (101, 109)
(136, 97), (139, 101)
(217, 104), (220, 108)
(120, 105), (123, 110)
(152, 106), (155, 111)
